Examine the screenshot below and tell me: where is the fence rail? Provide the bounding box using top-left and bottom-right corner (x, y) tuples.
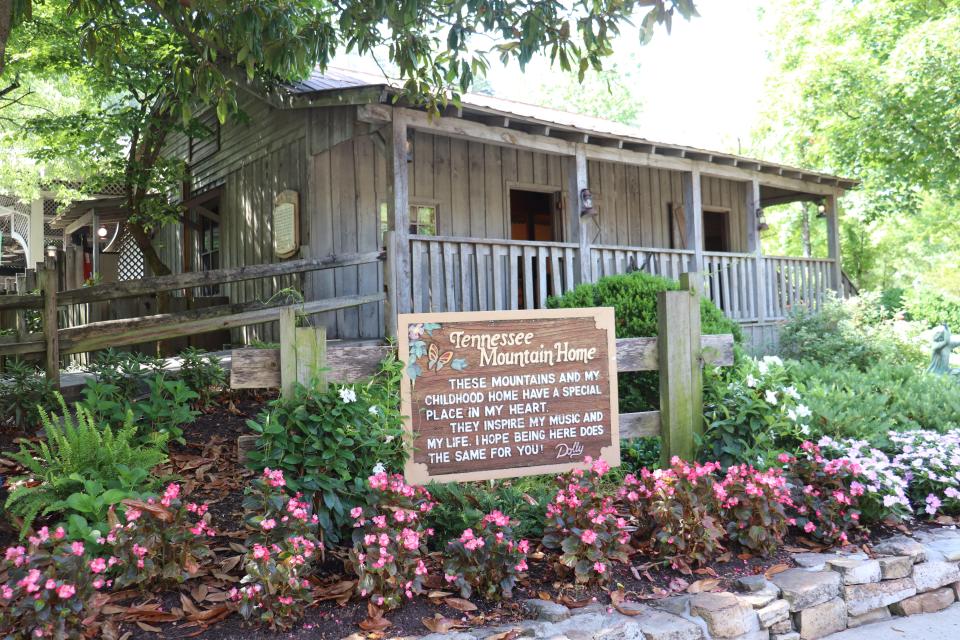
(591, 245), (695, 282)
(0, 251), (386, 386)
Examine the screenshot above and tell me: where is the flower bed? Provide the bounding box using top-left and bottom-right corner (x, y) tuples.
(4, 352), (960, 639)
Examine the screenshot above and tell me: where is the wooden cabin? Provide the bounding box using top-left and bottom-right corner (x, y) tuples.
(141, 68), (854, 352)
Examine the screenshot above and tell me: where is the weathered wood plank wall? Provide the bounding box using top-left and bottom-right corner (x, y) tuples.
(159, 103), (756, 341)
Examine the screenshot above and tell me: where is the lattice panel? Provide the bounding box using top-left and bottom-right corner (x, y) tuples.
(117, 227), (144, 281)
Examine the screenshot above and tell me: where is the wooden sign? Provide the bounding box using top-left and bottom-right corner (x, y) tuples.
(398, 308), (620, 484)
(273, 190), (300, 259)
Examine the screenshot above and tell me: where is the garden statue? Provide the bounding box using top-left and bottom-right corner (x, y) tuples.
(928, 324), (960, 380)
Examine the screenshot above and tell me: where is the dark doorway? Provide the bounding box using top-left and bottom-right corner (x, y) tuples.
(509, 189), (557, 308)
(703, 209), (730, 252)
(510, 189), (556, 242)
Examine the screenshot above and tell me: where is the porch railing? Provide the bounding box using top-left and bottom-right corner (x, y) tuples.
(408, 236), (580, 313)
(591, 245), (696, 281)
(762, 255), (834, 320)
(404, 237), (838, 324)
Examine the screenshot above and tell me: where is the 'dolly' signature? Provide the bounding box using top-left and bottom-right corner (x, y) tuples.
(555, 442), (585, 459)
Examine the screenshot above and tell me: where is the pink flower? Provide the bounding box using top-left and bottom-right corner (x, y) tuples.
(89, 558), (107, 574)
(56, 583), (76, 599)
(70, 541), (85, 556)
(580, 529), (598, 545)
(925, 494), (942, 516)
(803, 522), (816, 533)
(160, 483), (180, 507)
(593, 562), (606, 574)
(260, 518), (276, 531)
(777, 453), (791, 464)
(263, 468), (286, 488)
(252, 544), (270, 561)
(350, 506), (364, 519)
(125, 508), (142, 523)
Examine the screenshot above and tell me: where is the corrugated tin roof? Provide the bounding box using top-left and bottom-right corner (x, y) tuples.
(288, 67), (856, 190)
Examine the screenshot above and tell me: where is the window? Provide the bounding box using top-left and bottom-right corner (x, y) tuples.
(379, 202), (438, 240)
(198, 213), (220, 295)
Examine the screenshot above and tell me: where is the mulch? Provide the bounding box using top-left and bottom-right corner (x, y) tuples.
(0, 396), (946, 640)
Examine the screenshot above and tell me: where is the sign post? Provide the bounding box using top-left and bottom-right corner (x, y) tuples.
(398, 308), (620, 484)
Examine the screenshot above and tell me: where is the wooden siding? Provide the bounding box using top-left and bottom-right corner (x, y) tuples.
(305, 131), (387, 340)
(408, 131), (567, 240)
(157, 104), (758, 340)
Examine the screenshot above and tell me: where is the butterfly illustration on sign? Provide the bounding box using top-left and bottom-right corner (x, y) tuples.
(406, 322), (467, 384)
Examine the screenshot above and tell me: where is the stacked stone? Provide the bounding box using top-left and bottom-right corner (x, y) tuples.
(410, 530), (960, 640)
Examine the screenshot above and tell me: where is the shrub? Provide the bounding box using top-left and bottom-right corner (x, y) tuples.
(788, 360), (960, 444)
(87, 348), (165, 397)
(815, 436), (912, 524)
(889, 429), (960, 516)
(702, 356), (813, 468)
(233, 469), (322, 630)
(541, 457), (630, 585)
(348, 473), (435, 610)
(246, 358), (407, 543)
(177, 348), (226, 408)
(0, 359), (57, 430)
(620, 459), (726, 571)
(901, 287), (960, 329)
(81, 374), (198, 444)
(426, 477), (552, 545)
(621, 436), (662, 473)
(547, 271), (741, 412)
(105, 484), (215, 589)
(4, 400), (167, 538)
(716, 464), (791, 556)
(0, 527), (109, 639)
(778, 293), (925, 371)
(443, 511), (529, 601)
(783, 444), (866, 546)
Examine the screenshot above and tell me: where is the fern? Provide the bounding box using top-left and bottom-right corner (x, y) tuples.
(5, 395), (168, 537)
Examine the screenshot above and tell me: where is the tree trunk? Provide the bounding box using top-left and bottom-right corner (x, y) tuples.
(0, 0), (13, 77)
(126, 220), (172, 277)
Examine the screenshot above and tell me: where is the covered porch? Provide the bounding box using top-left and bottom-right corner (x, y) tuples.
(375, 103), (854, 349)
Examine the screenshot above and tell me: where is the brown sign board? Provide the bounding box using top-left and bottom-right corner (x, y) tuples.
(398, 308), (620, 484)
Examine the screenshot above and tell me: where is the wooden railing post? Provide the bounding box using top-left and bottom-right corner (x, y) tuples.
(384, 230), (398, 339)
(40, 255), (60, 388)
(657, 271), (702, 465)
(278, 304), (328, 398)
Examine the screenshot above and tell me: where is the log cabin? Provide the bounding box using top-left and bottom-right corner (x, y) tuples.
(48, 68), (858, 353)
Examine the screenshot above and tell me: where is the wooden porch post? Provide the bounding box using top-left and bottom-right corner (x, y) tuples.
(28, 197), (44, 268)
(390, 110), (412, 314)
(40, 255), (60, 388)
(567, 144), (592, 285)
(824, 193), (842, 293)
(682, 169), (704, 272)
(745, 178), (767, 323)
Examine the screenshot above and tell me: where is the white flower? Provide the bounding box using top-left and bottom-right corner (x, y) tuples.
(757, 361), (769, 376)
(384, 435), (394, 443)
(787, 408), (798, 422)
(796, 404), (812, 418)
(372, 462), (385, 474)
(762, 355), (783, 367)
(339, 387), (357, 403)
(784, 386), (800, 400)
(745, 374), (758, 388)
(800, 424), (810, 435)
(368, 405), (380, 416)
(765, 389), (778, 405)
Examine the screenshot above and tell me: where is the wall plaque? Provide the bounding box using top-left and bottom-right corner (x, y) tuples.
(273, 190), (299, 259)
(398, 308), (620, 484)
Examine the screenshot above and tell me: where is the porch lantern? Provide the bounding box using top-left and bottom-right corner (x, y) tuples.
(97, 225), (109, 238)
(579, 188), (596, 217)
(816, 202), (827, 219)
(756, 207), (769, 232)
(46, 244), (57, 258)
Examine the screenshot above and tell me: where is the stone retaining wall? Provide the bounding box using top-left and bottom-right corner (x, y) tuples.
(414, 528), (960, 640)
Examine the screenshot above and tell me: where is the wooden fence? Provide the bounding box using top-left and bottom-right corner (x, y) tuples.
(231, 272), (734, 465)
(0, 251), (387, 387)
